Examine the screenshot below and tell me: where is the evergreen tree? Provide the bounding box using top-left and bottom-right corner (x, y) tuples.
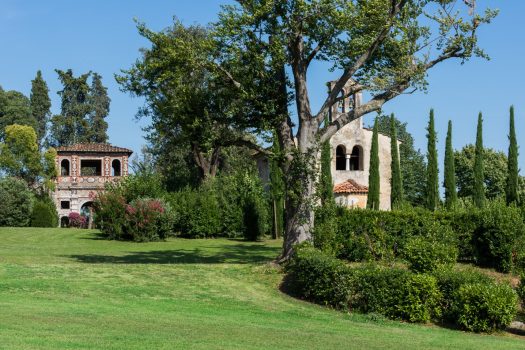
(0, 88), (36, 139)
(319, 128), (334, 206)
(444, 120), (457, 209)
(425, 109), (440, 211)
(473, 112), (485, 208)
(88, 73), (110, 143)
(367, 118), (380, 210)
(506, 106), (519, 205)
(30, 71), (51, 146)
(269, 132), (285, 239)
(390, 113), (403, 208)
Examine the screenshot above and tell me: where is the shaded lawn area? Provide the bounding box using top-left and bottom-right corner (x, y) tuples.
(0, 227), (524, 349)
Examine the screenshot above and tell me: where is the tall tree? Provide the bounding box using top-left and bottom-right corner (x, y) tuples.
(367, 118), (380, 210)
(374, 114), (426, 207)
(0, 88), (36, 139)
(30, 71), (51, 146)
(124, 1), (494, 259)
(506, 106), (519, 205)
(270, 132), (285, 239)
(48, 69), (91, 146)
(0, 124), (42, 184)
(444, 120), (457, 209)
(473, 112), (485, 208)
(425, 109), (440, 211)
(390, 114), (403, 208)
(87, 73), (110, 143)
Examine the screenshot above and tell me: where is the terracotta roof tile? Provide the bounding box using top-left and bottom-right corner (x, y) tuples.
(333, 179), (368, 194)
(56, 143), (133, 155)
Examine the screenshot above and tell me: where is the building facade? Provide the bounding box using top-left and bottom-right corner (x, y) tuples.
(52, 143), (133, 227)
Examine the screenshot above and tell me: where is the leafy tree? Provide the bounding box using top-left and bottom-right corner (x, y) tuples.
(374, 114), (426, 207)
(48, 70), (91, 146)
(30, 71), (51, 146)
(506, 106), (519, 205)
(444, 120), (457, 209)
(0, 88), (36, 139)
(87, 73), (110, 143)
(124, 1), (494, 259)
(367, 118), (380, 210)
(473, 112), (485, 208)
(389, 114), (403, 208)
(0, 124), (42, 184)
(425, 109), (440, 211)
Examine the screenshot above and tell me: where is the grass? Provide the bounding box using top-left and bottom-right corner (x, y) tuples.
(0, 228), (524, 349)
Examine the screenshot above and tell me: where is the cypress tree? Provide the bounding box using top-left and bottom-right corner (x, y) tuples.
(319, 139), (334, 205)
(425, 109), (440, 211)
(88, 73), (110, 143)
(473, 112), (485, 208)
(30, 70), (51, 147)
(444, 120), (457, 209)
(269, 132), (285, 239)
(506, 106), (519, 205)
(367, 117), (380, 210)
(390, 113), (403, 209)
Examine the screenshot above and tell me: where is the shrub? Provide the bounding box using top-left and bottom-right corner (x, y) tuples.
(93, 191), (128, 239)
(472, 201), (525, 272)
(0, 177), (33, 227)
(125, 198), (174, 241)
(432, 267), (493, 322)
(454, 282), (517, 332)
(313, 203), (339, 255)
(402, 229), (458, 273)
(517, 273), (525, 305)
(68, 212), (86, 228)
(351, 266), (442, 323)
(31, 196), (58, 227)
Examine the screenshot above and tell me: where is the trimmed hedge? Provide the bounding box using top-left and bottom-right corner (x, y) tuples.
(287, 245), (518, 332)
(30, 196), (58, 228)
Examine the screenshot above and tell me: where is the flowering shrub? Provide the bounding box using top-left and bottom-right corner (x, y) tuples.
(93, 191), (128, 239)
(68, 212), (87, 228)
(125, 198), (174, 241)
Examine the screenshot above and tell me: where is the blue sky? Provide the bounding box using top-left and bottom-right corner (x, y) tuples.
(0, 0), (523, 174)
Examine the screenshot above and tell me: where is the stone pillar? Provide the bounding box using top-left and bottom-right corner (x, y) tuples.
(345, 154), (351, 171)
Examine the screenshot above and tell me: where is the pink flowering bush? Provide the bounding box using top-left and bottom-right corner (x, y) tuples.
(93, 191), (128, 239)
(68, 212), (87, 228)
(125, 198), (173, 241)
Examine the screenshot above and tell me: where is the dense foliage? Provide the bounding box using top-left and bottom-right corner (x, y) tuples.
(389, 114), (403, 209)
(0, 177), (33, 227)
(473, 113), (486, 207)
(366, 118), (380, 210)
(444, 121), (457, 209)
(506, 106), (519, 205)
(425, 109), (440, 211)
(30, 195), (58, 228)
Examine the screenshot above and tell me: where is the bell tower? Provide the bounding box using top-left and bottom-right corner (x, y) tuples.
(327, 79), (363, 129)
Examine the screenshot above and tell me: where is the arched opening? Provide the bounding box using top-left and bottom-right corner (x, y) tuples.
(61, 159), (70, 176)
(336, 145), (346, 171)
(350, 145), (363, 171)
(60, 216), (69, 228)
(111, 159), (121, 177)
(81, 202), (94, 229)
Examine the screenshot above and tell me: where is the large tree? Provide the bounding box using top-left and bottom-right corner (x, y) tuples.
(214, 0), (494, 260)
(373, 114), (426, 206)
(0, 124), (42, 184)
(389, 114), (403, 208)
(30, 71), (51, 146)
(473, 112), (485, 207)
(444, 120), (457, 209)
(0, 88), (36, 139)
(87, 73), (110, 143)
(425, 109), (439, 211)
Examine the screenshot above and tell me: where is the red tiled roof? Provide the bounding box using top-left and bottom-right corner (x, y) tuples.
(56, 143), (133, 155)
(333, 179), (368, 194)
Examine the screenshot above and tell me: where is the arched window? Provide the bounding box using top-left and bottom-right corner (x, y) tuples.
(61, 159), (70, 176)
(350, 145), (363, 171)
(111, 159), (121, 176)
(60, 216), (69, 228)
(336, 145), (346, 171)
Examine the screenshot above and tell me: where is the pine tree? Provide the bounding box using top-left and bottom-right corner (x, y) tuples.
(88, 73), (110, 143)
(367, 118), (380, 210)
(390, 113), (403, 209)
(425, 109), (440, 211)
(30, 71), (51, 147)
(473, 112), (485, 208)
(269, 132), (285, 239)
(444, 120), (457, 209)
(506, 106), (519, 205)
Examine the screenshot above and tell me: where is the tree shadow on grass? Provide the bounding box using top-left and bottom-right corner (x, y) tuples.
(65, 244), (279, 265)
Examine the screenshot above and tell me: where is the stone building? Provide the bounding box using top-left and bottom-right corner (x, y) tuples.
(328, 80), (396, 210)
(52, 143), (133, 227)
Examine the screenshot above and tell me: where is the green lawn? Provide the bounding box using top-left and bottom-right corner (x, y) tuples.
(0, 228), (523, 349)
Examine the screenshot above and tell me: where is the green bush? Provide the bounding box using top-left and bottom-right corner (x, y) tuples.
(402, 228), (458, 273)
(432, 267), (493, 322)
(351, 266), (442, 323)
(125, 198), (174, 241)
(517, 273), (525, 305)
(313, 203), (339, 255)
(454, 282), (517, 332)
(30, 195), (58, 227)
(93, 191), (128, 239)
(0, 177), (33, 227)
